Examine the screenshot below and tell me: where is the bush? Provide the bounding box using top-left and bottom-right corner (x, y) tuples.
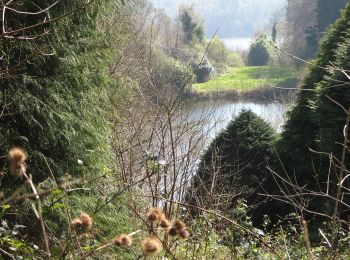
(152, 49), (195, 93)
(247, 34), (275, 66)
(227, 52), (245, 67)
(188, 110), (276, 224)
(195, 58), (214, 83)
(207, 36), (244, 68)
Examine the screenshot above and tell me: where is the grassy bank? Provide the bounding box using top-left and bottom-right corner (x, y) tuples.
(193, 66), (299, 93)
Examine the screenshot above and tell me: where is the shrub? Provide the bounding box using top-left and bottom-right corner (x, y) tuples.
(189, 110), (276, 224)
(247, 34), (275, 66)
(195, 58), (214, 83)
(227, 52), (245, 67)
(207, 36), (244, 68)
(152, 49), (195, 93)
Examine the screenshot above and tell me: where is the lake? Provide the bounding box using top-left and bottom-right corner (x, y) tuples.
(183, 99), (288, 141)
(154, 99), (289, 201)
(221, 37), (252, 51)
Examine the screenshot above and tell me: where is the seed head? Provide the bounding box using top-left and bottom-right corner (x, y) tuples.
(179, 228), (190, 239)
(159, 215), (171, 229)
(140, 237), (162, 256)
(8, 147), (27, 164)
(9, 163), (26, 177)
(168, 227), (178, 237)
(80, 213), (93, 230)
(146, 207), (162, 222)
(114, 234), (132, 247)
(70, 218), (82, 229)
(8, 147), (28, 177)
(172, 219), (186, 231)
(71, 213), (93, 231)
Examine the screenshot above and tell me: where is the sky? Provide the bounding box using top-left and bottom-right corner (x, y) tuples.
(150, 0), (287, 38)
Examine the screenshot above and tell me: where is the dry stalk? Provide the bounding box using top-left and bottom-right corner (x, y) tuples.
(302, 220), (314, 260)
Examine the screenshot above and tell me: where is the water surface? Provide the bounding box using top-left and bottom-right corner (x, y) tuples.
(222, 37), (252, 51)
(184, 99), (288, 141)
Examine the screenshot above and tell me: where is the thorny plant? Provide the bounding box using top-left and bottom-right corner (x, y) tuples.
(1, 148), (192, 259)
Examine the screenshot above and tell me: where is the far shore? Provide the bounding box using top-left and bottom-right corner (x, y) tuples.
(186, 85), (297, 103)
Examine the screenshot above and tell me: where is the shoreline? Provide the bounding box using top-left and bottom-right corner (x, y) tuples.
(185, 85), (297, 103)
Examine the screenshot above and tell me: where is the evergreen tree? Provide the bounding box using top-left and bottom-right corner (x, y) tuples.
(275, 2), (350, 216)
(0, 0), (115, 182)
(284, 0), (347, 60)
(179, 5), (204, 44)
(189, 110), (276, 224)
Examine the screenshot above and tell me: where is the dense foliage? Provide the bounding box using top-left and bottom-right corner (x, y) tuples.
(179, 5), (205, 44)
(247, 34), (275, 66)
(0, 1), (115, 182)
(274, 1), (350, 220)
(189, 110), (276, 224)
(206, 36), (244, 69)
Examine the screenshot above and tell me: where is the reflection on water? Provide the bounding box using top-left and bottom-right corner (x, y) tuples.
(183, 99), (288, 141)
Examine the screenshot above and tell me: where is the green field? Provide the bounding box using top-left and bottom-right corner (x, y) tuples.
(193, 66), (299, 93)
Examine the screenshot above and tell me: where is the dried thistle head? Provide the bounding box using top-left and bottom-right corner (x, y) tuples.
(168, 227), (178, 237)
(70, 218), (83, 229)
(178, 228), (190, 239)
(8, 147), (27, 164)
(80, 213), (93, 230)
(114, 234), (132, 247)
(9, 163), (26, 177)
(146, 207), (162, 222)
(159, 215), (171, 229)
(140, 237), (162, 256)
(172, 219), (186, 231)
(8, 147), (28, 177)
(71, 213), (93, 231)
